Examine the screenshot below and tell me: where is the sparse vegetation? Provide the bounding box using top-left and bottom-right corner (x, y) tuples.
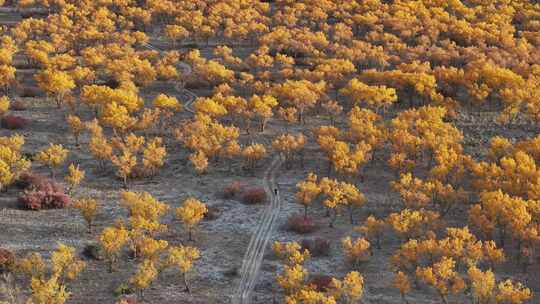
(1, 0), (540, 303)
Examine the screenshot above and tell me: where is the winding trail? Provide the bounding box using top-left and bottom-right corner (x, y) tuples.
(143, 43), (196, 112)
(233, 150), (283, 304)
(146, 42), (284, 304)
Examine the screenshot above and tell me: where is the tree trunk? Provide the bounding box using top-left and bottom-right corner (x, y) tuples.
(260, 119), (266, 133)
(499, 227), (506, 248)
(329, 209), (337, 228)
(183, 273), (191, 294)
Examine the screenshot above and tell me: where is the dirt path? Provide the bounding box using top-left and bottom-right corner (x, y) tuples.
(233, 153), (283, 304)
(144, 43), (196, 112)
(147, 42), (284, 303)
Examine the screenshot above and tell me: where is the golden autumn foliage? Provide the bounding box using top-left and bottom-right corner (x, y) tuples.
(342, 237), (371, 267)
(176, 197), (207, 241)
(34, 143), (68, 178)
(356, 216), (386, 249)
(272, 133), (306, 167)
(66, 115), (84, 146)
(415, 257), (466, 304)
(318, 177), (366, 226)
(242, 143), (267, 171)
(272, 241), (310, 266)
(0, 134), (30, 190)
(165, 245), (200, 293)
(72, 197), (99, 233)
(20, 243), (86, 304)
(392, 271), (411, 302)
(98, 224), (130, 272)
(65, 163), (85, 192)
(0, 96), (9, 116)
(386, 208), (440, 240)
(295, 173), (321, 218)
(340, 78), (397, 110)
(8, 1), (540, 303)
(120, 191), (169, 236)
(330, 271), (364, 304)
(35, 69), (75, 108)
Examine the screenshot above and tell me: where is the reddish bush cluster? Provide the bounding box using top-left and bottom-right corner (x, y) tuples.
(241, 187), (267, 205)
(286, 213), (317, 234)
(222, 181), (244, 199)
(0, 248), (15, 272)
(301, 238), (331, 257)
(308, 275), (333, 292)
(1, 115), (28, 130)
(17, 173), (70, 210)
(19, 191), (71, 210)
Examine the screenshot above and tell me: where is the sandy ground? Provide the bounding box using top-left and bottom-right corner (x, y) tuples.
(0, 14), (539, 304)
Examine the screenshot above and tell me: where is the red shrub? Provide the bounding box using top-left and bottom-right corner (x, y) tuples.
(301, 238), (331, 257)
(16, 172), (44, 189)
(18, 190), (70, 210)
(242, 187), (267, 205)
(286, 213), (317, 234)
(10, 100), (27, 111)
(1, 115), (28, 130)
(16, 173), (64, 192)
(309, 275), (333, 292)
(223, 181), (244, 199)
(17, 173), (70, 210)
(0, 248), (15, 272)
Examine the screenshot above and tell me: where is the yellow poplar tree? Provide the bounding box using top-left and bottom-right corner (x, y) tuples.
(65, 163), (85, 193)
(34, 143), (69, 179)
(176, 197), (208, 241)
(295, 173), (321, 219)
(72, 197), (99, 234)
(166, 245), (200, 293)
(35, 69), (75, 108)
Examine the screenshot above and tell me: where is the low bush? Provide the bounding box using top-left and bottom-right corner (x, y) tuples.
(286, 213), (317, 234)
(17, 173), (70, 210)
(19, 190), (70, 210)
(222, 181), (244, 199)
(301, 238), (331, 257)
(1, 115), (28, 130)
(16, 173), (65, 191)
(242, 187), (267, 205)
(309, 275), (333, 292)
(0, 248), (15, 272)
